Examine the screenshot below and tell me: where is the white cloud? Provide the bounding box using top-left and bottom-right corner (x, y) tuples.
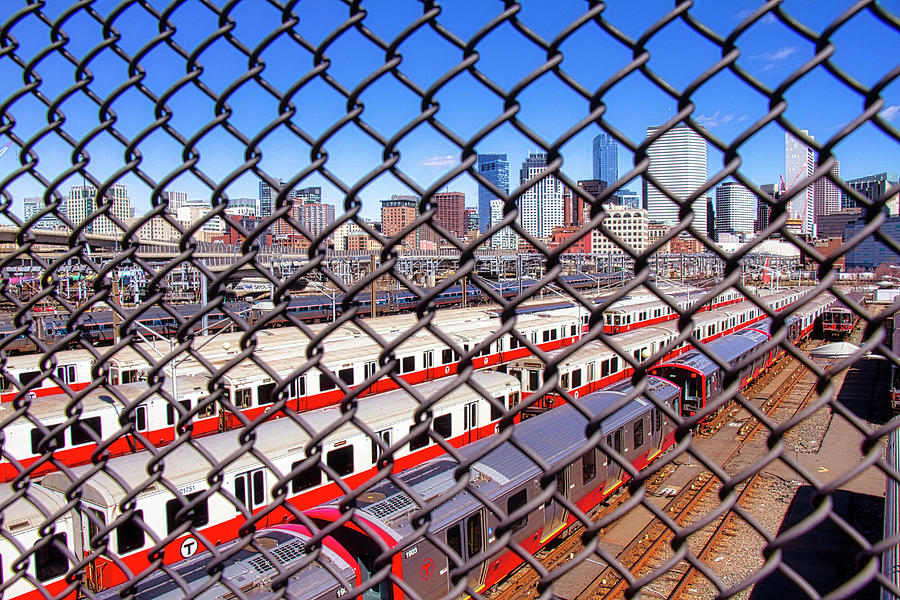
(880, 105), (900, 121)
(416, 155), (457, 169)
(758, 46), (797, 61)
(696, 110), (747, 128)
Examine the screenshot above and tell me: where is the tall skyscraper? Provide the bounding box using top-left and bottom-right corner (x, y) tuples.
(259, 178), (284, 219)
(432, 191), (466, 238)
(519, 152), (565, 239)
(592, 132), (618, 187)
(644, 123), (708, 234)
(812, 160), (841, 221)
(715, 182), (756, 236)
(758, 184), (776, 232)
(784, 130), (815, 235)
(66, 183), (130, 235)
(476, 154), (509, 232)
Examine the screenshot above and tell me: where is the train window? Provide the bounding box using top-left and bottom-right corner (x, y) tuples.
(198, 398), (217, 418)
(560, 372), (569, 390)
(466, 515), (483, 557)
(433, 414), (452, 439)
(424, 351), (434, 368)
(132, 405), (148, 432)
(409, 425), (429, 451)
(319, 373), (336, 392)
(166, 492), (209, 533)
(71, 417), (102, 446)
(633, 420), (644, 449)
(338, 368), (354, 386)
(531, 331), (538, 343)
(497, 339), (504, 352)
(447, 524), (463, 561)
(509, 337), (520, 350)
(572, 369), (582, 389)
(570, 324), (577, 337)
(290, 460), (322, 492)
(551, 329), (558, 341)
(528, 370), (540, 392)
(401, 356), (415, 374)
(463, 402), (477, 431)
(582, 449), (596, 484)
(542, 330), (550, 343)
(258, 382), (278, 405)
(35, 533), (68, 582)
(326, 446), (354, 478)
(653, 409), (661, 432)
(509, 392), (520, 407)
(117, 511), (145, 554)
(371, 429), (392, 464)
(234, 388), (252, 408)
(122, 369), (141, 384)
(442, 349), (453, 364)
(491, 397), (503, 421)
(19, 370), (41, 387)
(507, 489), (528, 531)
(56, 365), (76, 385)
(0, 373), (9, 392)
(166, 400), (192, 425)
(601, 359), (610, 378)
(31, 428), (65, 454)
(611, 357), (619, 373)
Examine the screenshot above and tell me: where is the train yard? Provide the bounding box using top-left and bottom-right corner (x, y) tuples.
(486, 301), (887, 600)
(2, 283), (890, 600)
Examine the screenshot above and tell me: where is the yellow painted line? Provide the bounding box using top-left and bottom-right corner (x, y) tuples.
(647, 448), (662, 461)
(539, 521), (569, 544)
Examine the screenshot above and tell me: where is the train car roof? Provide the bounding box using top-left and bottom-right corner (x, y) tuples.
(653, 329), (771, 377)
(348, 378), (680, 533)
(95, 526), (357, 600)
(0, 484), (70, 535)
(38, 372), (519, 505)
(1, 376), (213, 421)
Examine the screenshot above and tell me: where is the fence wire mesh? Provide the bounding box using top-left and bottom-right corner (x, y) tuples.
(0, 1), (899, 599)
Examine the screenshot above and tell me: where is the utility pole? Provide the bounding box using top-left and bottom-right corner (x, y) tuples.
(371, 254), (377, 318)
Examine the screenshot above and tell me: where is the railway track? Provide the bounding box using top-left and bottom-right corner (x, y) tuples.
(490, 346), (823, 600)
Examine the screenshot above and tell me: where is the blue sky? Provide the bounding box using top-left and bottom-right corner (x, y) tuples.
(1, 0), (899, 222)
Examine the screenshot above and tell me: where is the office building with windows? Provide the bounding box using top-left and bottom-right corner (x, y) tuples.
(644, 123), (708, 234)
(476, 154), (509, 232)
(784, 130), (815, 235)
(519, 152), (565, 240)
(592, 132), (618, 187)
(715, 182), (756, 236)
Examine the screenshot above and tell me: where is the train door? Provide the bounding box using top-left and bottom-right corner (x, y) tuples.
(605, 429), (623, 487)
(424, 351), (435, 380)
(79, 505), (106, 591)
(540, 469), (569, 543)
(446, 511), (488, 592)
(649, 407), (663, 454)
(463, 401), (478, 443)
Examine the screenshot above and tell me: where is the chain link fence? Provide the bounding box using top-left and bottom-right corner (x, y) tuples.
(1, 1), (899, 599)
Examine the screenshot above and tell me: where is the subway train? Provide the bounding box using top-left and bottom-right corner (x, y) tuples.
(2, 290), (836, 600)
(0, 287), (806, 404)
(96, 376), (682, 600)
(506, 288), (831, 416)
(1, 289), (806, 482)
(0, 274), (610, 354)
(0, 372), (522, 598)
(649, 291), (833, 419)
(0, 311), (581, 482)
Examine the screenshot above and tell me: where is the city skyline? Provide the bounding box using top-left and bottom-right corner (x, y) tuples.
(0, 1), (897, 224)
